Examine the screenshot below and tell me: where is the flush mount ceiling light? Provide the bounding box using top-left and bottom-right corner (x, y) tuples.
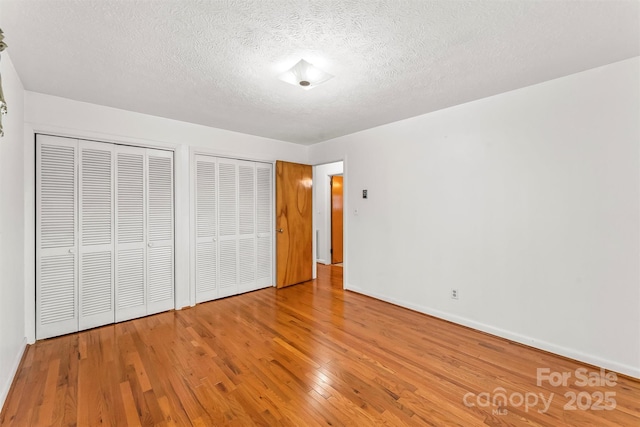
(278, 59), (333, 90)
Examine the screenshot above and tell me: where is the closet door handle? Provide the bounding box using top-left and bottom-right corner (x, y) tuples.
(277, 228), (284, 233)
(148, 242), (154, 248)
(68, 248), (75, 254)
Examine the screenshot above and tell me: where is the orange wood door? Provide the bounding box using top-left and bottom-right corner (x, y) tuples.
(331, 176), (344, 264)
(275, 161), (313, 288)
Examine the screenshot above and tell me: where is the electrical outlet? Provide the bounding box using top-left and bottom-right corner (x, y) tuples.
(451, 289), (459, 300)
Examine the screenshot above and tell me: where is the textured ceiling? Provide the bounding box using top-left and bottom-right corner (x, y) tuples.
(1, 0), (638, 145)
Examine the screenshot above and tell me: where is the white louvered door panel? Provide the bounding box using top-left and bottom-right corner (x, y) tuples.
(78, 141), (115, 330)
(256, 163), (273, 288)
(238, 161), (256, 293)
(146, 149), (175, 315)
(115, 145), (147, 321)
(195, 155), (218, 303)
(36, 135), (79, 339)
(217, 159), (238, 298)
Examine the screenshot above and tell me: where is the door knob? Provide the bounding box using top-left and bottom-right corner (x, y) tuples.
(277, 228), (284, 233)
(148, 243), (154, 248)
(68, 248), (75, 254)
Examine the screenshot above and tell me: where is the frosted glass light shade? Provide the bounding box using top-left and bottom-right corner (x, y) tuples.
(278, 59), (333, 90)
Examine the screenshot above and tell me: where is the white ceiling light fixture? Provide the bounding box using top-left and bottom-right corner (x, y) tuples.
(278, 59), (333, 90)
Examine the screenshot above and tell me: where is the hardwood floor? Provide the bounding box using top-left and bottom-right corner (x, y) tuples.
(2, 264), (639, 426)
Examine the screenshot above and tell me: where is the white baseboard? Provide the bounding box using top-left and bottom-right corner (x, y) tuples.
(0, 337), (28, 413)
(344, 283), (640, 379)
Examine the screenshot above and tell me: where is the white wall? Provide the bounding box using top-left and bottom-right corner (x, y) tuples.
(313, 161), (343, 264)
(23, 91), (308, 344)
(309, 57), (640, 378)
(0, 53), (26, 410)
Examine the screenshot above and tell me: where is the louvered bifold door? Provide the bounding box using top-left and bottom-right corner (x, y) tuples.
(256, 163), (273, 288)
(146, 149), (175, 315)
(195, 155), (218, 303)
(36, 135), (79, 339)
(78, 141), (115, 330)
(218, 159), (239, 298)
(238, 161), (257, 293)
(115, 145), (147, 322)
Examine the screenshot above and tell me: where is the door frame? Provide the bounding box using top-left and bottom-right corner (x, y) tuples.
(311, 158), (347, 282)
(189, 147), (277, 306)
(25, 124), (183, 344)
(33, 133), (177, 339)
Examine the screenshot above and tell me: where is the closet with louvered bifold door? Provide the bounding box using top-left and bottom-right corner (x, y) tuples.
(36, 135), (175, 340)
(114, 146), (174, 322)
(195, 155), (272, 303)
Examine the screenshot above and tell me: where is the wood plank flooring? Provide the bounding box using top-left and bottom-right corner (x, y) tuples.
(2, 264), (639, 426)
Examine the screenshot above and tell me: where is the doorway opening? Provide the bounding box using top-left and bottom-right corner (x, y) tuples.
(312, 161), (344, 274)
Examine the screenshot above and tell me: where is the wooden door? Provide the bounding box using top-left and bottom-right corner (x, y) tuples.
(275, 161), (312, 288)
(331, 176), (344, 264)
